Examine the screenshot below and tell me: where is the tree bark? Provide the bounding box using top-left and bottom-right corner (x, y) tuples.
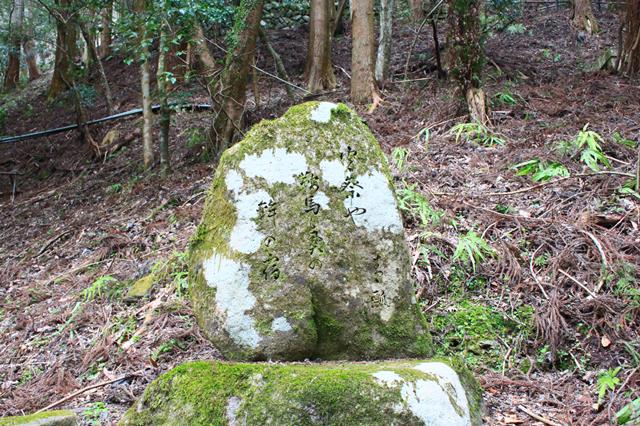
(48, 0), (77, 100)
(258, 28), (293, 100)
(410, 0), (424, 21)
(375, 0), (395, 85)
(133, 0), (154, 169)
(99, 2), (112, 58)
(23, 1), (40, 81)
(3, 0), (24, 90)
(446, 0), (488, 124)
(210, 0), (264, 157)
(306, 0), (336, 93)
(572, 0), (598, 34)
(351, 0), (378, 105)
(80, 22), (113, 114)
(333, 0), (347, 35)
(618, 0), (640, 75)
(157, 26), (171, 176)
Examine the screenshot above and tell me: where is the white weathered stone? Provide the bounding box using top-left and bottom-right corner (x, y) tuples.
(239, 147), (308, 185)
(372, 370), (403, 387)
(343, 169), (404, 233)
(319, 159), (347, 187)
(202, 254), (261, 348)
(310, 101), (338, 123)
(271, 317), (292, 333)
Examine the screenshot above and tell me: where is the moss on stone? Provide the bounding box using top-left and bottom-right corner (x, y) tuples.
(432, 300), (535, 370)
(126, 274), (156, 299)
(119, 359), (482, 426)
(0, 410), (78, 426)
(188, 102), (431, 361)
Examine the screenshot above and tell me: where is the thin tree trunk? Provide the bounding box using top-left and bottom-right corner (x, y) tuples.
(431, 18), (445, 79)
(134, 0), (154, 169)
(3, 0), (24, 90)
(23, 39), (40, 81)
(572, 0), (598, 34)
(210, 0), (264, 157)
(333, 0), (347, 35)
(80, 22), (113, 114)
(23, 1), (40, 81)
(99, 2), (112, 58)
(375, 0), (394, 85)
(49, 0), (77, 100)
(258, 27), (293, 100)
(351, 0), (378, 105)
(157, 26), (171, 176)
(140, 48), (153, 169)
(446, 0), (488, 124)
(618, 0), (640, 75)
(306, 0), (336, 93)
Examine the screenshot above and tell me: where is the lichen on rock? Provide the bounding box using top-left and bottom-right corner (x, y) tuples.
(118, 359), (483, 426)
(188, 101), (431, 361)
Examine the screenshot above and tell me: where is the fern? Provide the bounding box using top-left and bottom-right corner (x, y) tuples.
(81, 275), (117, 301)
(451, 122), (505, 147)
(512, 159), (569, 182)
(391, 147), (409, 171)
(453, 231), (496, 272)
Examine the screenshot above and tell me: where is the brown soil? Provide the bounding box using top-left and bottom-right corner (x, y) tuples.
(1, 7), (638, 425)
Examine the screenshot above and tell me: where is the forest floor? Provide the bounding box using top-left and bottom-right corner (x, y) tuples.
(1, 8), (639, 426)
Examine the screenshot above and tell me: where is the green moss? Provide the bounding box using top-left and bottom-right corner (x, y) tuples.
(432, 300), (534, 370)
(126, 274), (156, 299)
(0, 410), (77, 426)
(120, 360), (483, 426)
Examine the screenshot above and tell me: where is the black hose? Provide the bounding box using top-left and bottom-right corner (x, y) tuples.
(0, 103), (212, 145)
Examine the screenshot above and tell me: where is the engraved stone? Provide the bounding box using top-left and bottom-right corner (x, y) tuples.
(188, 102), (431, 361)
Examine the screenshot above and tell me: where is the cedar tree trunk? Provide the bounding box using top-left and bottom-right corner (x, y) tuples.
(351, 0), (378, 105)
(306, 0), (336, 93)
(3, 0), (24, 90)
(210, 0), (264, 157)
(446, 0), (488, 124)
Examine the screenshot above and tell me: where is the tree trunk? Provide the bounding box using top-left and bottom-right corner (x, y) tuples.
(133, 0), (154, 169)
(446, 0), (488, 124)
(410, 0), (424, 21)
(351, 0), (378, 105)
(306, 0), (336, 93)
(23, 1), (40, 81)
(618, 0), (640, 75)
(3, 0), (24, 90)
(333, 0), (347, 35)
(258, 28), (293, 100)
(157, 26), (171, 176)
(23, 39), (40, 81)
(572, 0), (598, 34)
(210, 0), (264, 157)
(375, 0), (394, 85)
(100, 2), (112, 58)
(80, 22), (113, 114)
(48, 0), (77, 100)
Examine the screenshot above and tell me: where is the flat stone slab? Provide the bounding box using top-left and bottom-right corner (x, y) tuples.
(188, 102), (430, 361)
(119, 359), (483, 425)
(0, 410), (78, 426)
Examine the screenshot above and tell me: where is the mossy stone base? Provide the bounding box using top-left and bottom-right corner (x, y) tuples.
(189, 102), (430, 361)
(119, 359), (482, 426)
(0, 410), (78, 426)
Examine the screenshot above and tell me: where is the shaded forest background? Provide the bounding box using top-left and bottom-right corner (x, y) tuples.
(0, 0), (639, 424)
